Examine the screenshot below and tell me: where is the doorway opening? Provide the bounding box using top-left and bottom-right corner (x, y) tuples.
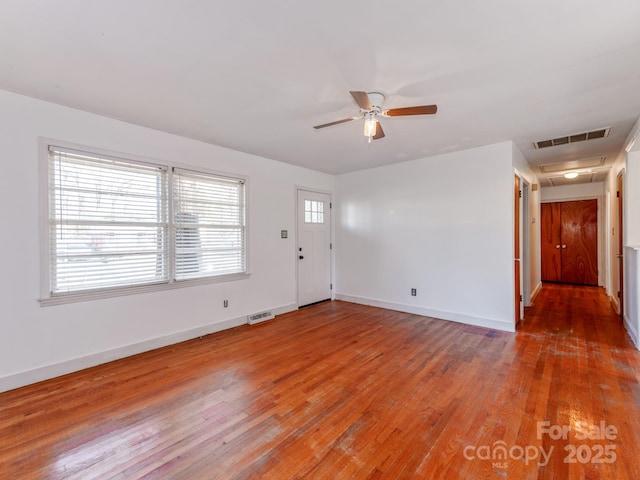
(514, 173), (531, 326)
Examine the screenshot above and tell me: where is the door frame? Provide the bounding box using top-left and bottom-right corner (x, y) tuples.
(514, 174), (521, 325)
(514, 170), (531, 325)
(521, 178), (531, 308)
(295, 186), (334, 307)
(605, 191), (612, 297)
(616, 172), (624, 317)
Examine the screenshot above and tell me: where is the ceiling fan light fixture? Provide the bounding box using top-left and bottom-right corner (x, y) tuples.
(364, 116), (377, 138)
(564, 171), (579, 179)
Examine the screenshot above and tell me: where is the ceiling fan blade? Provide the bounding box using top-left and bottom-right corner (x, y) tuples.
(313, 117), (357, 129)
(350, 91), (372, 110)
(384, 105), (438, 117)
(373, 122), (385, 140)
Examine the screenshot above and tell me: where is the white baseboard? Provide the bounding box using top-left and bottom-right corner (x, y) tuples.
(623, 313), (639, 350)
(0, 302), (297, 393)
(610, 295), (620, 314)
(335, 294), (515, 333)
(530, 282), (543, 303)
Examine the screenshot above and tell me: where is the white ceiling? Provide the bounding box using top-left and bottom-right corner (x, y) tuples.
(2, 1), (640, 178)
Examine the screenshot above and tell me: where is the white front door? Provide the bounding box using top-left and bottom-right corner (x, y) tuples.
(297, 189), (332, 307)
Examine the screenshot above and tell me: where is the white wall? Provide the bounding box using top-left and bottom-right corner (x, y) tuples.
(626, 151), (640, 245)
(335, 141), (515, 332)
(624, 247), (639, 347)
(624, 150), (640, 347)
(541, 182), (604, 202)
(611, 117), (640, 345)
(0, 90), (334, 391)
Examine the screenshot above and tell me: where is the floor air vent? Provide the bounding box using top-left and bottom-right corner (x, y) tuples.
(248, 310), (274, 325)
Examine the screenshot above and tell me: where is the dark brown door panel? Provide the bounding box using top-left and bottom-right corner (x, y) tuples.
(541, 200), (598, 286)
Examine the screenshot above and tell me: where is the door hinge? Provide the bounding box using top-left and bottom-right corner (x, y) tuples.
(519, 190), (522, 198)
(617, 191), (620, 198)
(330, 283), (333, 290)
(330, 202), (332, 209)
(330, 243), (333, 250)
(617, 290), (621, 298)
(519, 294), (523, 301)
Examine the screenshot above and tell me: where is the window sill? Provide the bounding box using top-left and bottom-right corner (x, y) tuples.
(39, 272), (251, 307)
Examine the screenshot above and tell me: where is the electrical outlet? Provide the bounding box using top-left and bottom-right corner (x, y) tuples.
(411, 288), (417, 296)
(223, 299), (229, 308)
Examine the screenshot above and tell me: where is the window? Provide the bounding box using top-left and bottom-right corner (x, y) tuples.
(304, 200), (325, 224)
(173, 169), (245, 280)
(48, 148), (169, 294)
(42, 144), (247, 303)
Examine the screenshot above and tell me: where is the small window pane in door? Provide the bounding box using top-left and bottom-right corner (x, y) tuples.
(304, 200), (325, 224)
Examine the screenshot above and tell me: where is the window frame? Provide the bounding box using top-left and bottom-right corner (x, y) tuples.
(39, 138), (250, 306)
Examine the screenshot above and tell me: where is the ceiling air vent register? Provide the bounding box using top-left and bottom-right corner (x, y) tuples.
(533, 128), (610, 149)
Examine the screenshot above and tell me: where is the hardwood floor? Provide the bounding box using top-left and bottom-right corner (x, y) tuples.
(1, 284), (639, 479)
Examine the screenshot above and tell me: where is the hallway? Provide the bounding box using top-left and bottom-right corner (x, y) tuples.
(516, 283), (640, 478)
(522, 283), (633, 348)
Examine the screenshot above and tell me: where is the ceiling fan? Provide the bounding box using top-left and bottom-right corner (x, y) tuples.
(313, 91), (437, 142)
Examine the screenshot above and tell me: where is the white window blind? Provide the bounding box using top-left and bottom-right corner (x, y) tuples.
(173, 169), (246, 281)
(48, 147), (168, 294)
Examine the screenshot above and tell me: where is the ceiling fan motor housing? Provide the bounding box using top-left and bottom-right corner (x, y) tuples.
(367, 92), (385, 111)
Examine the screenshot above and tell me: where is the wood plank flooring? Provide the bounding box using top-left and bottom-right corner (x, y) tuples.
(1, 284), (639, 479)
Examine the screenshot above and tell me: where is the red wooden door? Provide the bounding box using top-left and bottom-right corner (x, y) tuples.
(560, 200), (598, 285)
(540, 200), (598, 286)
(541, 202), (562, 282)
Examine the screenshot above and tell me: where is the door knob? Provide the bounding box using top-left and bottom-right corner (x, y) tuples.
(555, 245), (561, 249)
(562, 245), (567, 249)
(299, 255), (304, 260)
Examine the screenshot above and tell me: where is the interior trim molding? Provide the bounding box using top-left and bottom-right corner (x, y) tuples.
(335, 294), (515, 333)
(623, 313), (639, 350)
(530, 282), (543, 303)
(0, 302), (297, 393)
(610, 295), (620, 314)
